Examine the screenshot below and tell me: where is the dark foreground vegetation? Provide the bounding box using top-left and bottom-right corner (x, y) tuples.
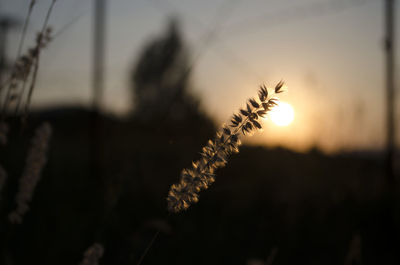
(1, 107), (399, 265)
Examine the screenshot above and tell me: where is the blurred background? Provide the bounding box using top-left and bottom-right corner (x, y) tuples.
(0, 0), (399, 264)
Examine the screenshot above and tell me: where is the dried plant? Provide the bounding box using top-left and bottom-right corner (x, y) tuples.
(167, 82), (285, 213)
(12, 27), (52, 86)
(16, 0), (36, 59)
(0, 0), (36, 96)
(8, 122), (52, 224)
(79, 243), (104, 265)
(2, 27), (53, 116)
(1, 0), (56, 118)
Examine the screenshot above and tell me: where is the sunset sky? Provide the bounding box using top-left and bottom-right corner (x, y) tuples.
(1, 0), (399, 153)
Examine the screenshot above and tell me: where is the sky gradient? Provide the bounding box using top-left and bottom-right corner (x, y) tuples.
(1, 0), (399, 153)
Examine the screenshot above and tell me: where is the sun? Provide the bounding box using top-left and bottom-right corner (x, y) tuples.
(268, 101), (294, 126)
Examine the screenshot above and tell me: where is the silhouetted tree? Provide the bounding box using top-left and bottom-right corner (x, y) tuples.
(130, 19), (206, 123)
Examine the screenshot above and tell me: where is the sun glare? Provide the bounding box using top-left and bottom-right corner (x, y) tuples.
(269, 101), (294, 126)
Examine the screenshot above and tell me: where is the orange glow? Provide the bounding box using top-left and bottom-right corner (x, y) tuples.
(268, 101), (294, 126)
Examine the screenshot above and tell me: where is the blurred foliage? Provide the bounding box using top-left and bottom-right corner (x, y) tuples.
(0, 109), (399, 265)
(130, 19), (206, 124)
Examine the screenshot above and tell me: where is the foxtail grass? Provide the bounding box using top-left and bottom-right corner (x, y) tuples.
(8, 122), (52, 224)
(79, 243), (104, 265)
(167, 82), (285, 213)
(0, 0), (56, 119)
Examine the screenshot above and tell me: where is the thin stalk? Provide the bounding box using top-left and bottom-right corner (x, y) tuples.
(14, 69), (31, 115)
(1, 82), (14, 118)
(22, 58), (39, 123)
(22, 0), (57, 118)
(0, 0), (36, 115)
(40, 0), (57, 35)
(136, 230), (161, 265)
(16, 0), (36, 60)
